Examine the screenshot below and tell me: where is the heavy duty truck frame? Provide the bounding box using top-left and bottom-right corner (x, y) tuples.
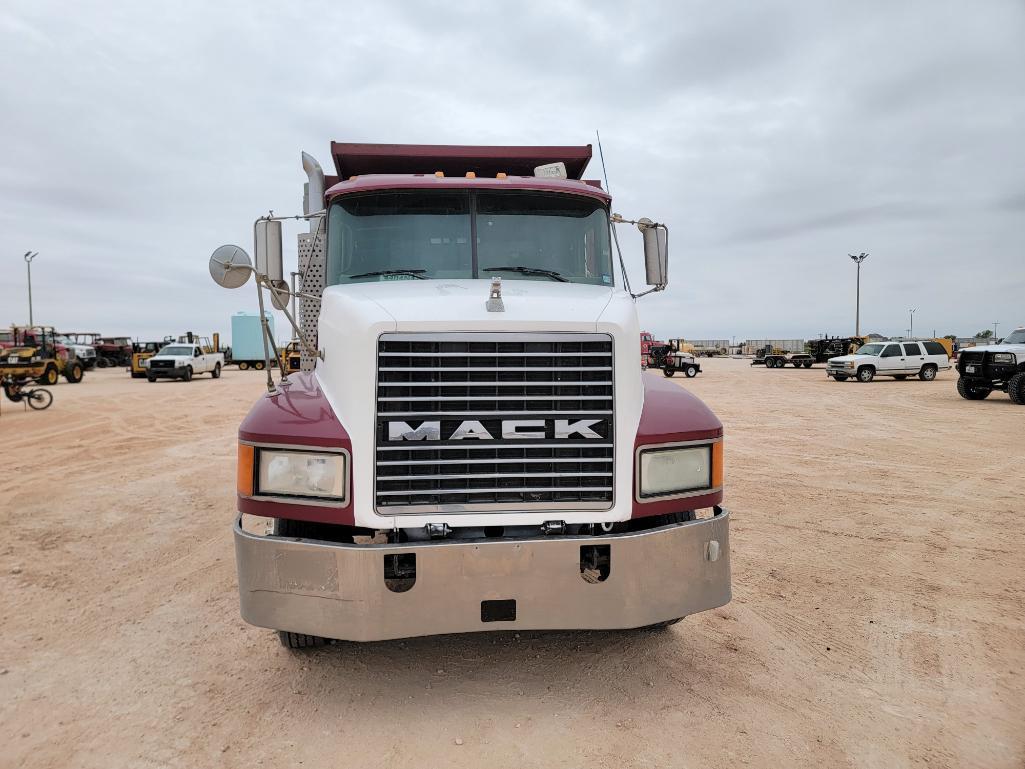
(210, 143), (731, 647)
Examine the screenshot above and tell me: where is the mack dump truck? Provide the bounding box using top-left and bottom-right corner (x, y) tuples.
(210, 142), (731, 647)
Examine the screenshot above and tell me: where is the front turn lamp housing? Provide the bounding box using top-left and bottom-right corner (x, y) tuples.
(637, 441), (721, 500)
(250, 447), (348, 502)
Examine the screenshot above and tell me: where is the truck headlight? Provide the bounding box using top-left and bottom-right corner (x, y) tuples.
(637, 441), (721, 499)
(992, 353), (1015, 364)
(257, 449), (347, 500)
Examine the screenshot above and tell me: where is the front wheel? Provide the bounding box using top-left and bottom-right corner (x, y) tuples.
(147, 375), (157, 383)
(38, 364), (59, 386)
(1007, 372), (1025, 405)
(893, 375), (907, 381)
(663, 366), (675, 378)
(956, 377), (990, 400)
(27, 388), (53, 410)
(685, 365), (698, 378)
(803, 361), (813, 368)
(64, 361), (83, 383)
(918, 365), (937, 381)
(639, 617), (685, 630)
(182, 366), (193, 382)
(857, 367), (875, 383)
(278, 631), (329, 649)
(833, 374), (849, 381)
(211, 363), (221, 379)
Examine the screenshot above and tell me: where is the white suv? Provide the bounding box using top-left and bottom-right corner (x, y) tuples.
(826, 340), (951, 383)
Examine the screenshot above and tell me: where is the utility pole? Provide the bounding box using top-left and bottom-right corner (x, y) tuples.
(993, 322), (999, 340)
(849, 253), (868, 336)
(909, 308), (916, 339)
(24, 251), (39, 326)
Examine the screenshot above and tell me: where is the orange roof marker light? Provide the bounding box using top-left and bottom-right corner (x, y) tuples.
(465, 171), (476, 179)
(348, 175), (358, 181)
(434, 171), (445, 178)
(496, 172), (507, 179)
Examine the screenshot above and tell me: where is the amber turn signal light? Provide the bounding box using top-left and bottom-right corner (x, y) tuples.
(237, 443), (255, 496)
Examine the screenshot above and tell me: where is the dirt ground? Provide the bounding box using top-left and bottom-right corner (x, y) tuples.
(1, 359), (1022, 768)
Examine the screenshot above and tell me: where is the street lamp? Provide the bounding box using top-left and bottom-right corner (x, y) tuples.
(909, 308), (916, 339)
(24, 251), (39, 326)
(849, 252), (868, 337)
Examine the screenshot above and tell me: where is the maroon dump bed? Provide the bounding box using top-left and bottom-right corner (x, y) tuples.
(330, 143), (592, 180)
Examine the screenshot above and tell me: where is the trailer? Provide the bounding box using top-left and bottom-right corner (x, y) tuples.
(230, 312), (274, 370)
(757, 336), (866, 369)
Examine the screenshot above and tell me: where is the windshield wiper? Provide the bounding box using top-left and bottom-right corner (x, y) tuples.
(349, 269), (427, 280)
(483, 266), (568, 282)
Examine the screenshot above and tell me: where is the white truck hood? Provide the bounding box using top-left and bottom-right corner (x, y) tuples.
(960, 343), (1025, 355)
(314, 279), (643, 530)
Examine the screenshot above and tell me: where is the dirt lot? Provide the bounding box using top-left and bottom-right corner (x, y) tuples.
(1, 359), (1022, 768)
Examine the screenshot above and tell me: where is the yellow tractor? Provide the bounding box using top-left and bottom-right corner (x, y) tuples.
(278, 340), (301, 373)
(1, 326), (84, 385)
(130, 339), (172, 378)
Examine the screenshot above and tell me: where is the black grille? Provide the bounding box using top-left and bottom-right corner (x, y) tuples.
(375, 333), (615, 513)
(149, 360), (174, 369)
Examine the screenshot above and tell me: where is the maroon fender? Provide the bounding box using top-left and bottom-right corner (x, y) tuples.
(632, 372), (723, 518)
(238, 371), (355, 525)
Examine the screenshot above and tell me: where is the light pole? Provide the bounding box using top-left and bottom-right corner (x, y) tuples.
(24, 251), (39, 326)
(993, 322), (999, 340)
(849, 252), (868, 337)
(909, 308), (916, 339)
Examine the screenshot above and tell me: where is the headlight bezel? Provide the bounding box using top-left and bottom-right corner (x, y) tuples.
(635, 438), (722, 503)
(992, 352), (1015, 365)
(241, 441), (351, 507)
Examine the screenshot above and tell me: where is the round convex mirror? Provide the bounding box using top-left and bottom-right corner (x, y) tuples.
(209, 245), (253, 289)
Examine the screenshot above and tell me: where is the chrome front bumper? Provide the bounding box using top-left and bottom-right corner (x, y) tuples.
(234, 509), (731, 642)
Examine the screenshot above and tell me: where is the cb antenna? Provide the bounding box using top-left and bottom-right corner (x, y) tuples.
(596, 130), (612, 196)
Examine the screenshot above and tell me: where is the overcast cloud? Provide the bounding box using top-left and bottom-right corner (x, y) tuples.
(1, 0), (1023, 344)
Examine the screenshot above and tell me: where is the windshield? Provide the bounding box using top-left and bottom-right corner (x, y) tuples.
(855, 343), (884, 356)
(327, 191), (612, 286)
(159, 345), (193, 356)
(1002, 329), (1025, 345)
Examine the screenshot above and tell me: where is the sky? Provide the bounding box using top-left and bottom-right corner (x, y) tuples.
(1, 0), (1023, 344)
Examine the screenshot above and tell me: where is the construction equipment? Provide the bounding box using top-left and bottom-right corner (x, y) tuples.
(758, 336), (867, 369)
(278, 340), (301, 373)
(130, 340), (171, 378)
(0, 326), (84, 384)
(649, 341), (702, 378)
(95, 336), (133, 368)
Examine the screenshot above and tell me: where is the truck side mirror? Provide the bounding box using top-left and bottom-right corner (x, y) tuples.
(638, 218), (668, 288)
(255, 219), (284, 283)
(209, 244), (253, 289)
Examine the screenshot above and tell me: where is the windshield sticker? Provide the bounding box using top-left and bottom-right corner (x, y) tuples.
(602, 274), (611, 284)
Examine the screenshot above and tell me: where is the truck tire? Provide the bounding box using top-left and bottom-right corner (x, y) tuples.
(147, 374), (157, 383)
(38, 364), (59, 386)
(211, 363), (221, 379)
(254, 361), (265, 371)
(893, 375), (907, 380)
(663, 366), (675, 378)
(685, 365), (698, 378)
(956, 377), (990, 400)
(278, 631), (329, 649)
(918, 364), (937, 381)
(802, 361), (813, 368)
(1008, 372), (1025, 405)
(792, 360), (802, 368)
(182, 366), (193, 382)
(833, 374), (848, 381)
(64, 361), (84, 383)
(857, 366), (875, 383)
(238, 361), (249, 371)
(640, 617), (684, 630)
(96, 357), (108, 369)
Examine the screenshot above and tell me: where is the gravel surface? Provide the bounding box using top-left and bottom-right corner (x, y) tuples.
(1, 360), (1021, 768)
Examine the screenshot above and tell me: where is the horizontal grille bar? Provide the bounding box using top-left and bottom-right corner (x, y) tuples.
(377, 442), (613, 451)
(377, 456), (613, 465)
(377, 471), (613, 481)
(381, 488), (610, 500)
(380, 366), (612, 372)
(378, 394), (613, 402)
(380, 351), (611, 358)
(378, 380), (614, 387)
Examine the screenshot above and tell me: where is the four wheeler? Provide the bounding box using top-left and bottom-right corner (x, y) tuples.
(1, 326), (84, 385)
(1, 376), (53, 410)
(648, 342), (701, 378)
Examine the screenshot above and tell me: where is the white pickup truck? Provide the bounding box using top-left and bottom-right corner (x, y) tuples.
(145, 343), (223, 382)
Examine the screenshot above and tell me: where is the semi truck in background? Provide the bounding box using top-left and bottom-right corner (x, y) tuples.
(230, 311), (275, 370)
(210, 142), (731, 648)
